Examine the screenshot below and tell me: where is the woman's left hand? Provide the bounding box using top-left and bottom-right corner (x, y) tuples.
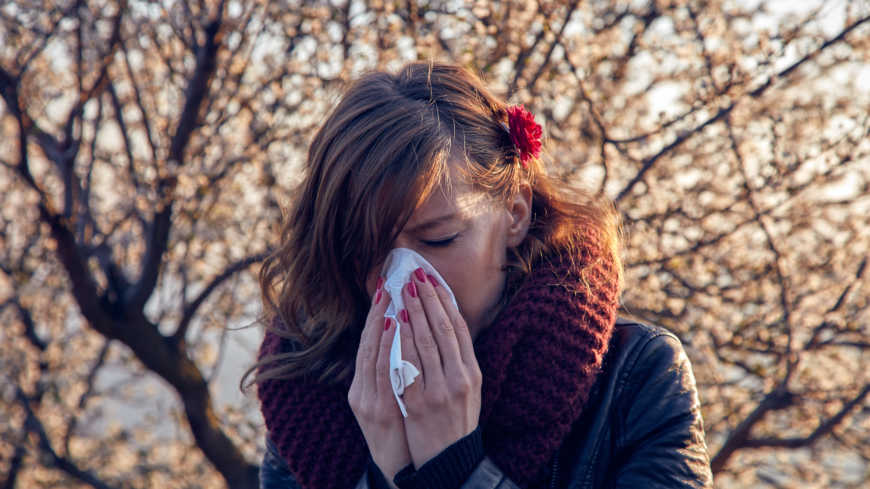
(397, 268), (483, 468)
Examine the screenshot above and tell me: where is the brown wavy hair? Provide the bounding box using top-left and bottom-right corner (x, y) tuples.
(246, 61), (624, 387)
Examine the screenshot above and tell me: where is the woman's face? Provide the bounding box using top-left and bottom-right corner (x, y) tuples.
(365, 172), (532, 342)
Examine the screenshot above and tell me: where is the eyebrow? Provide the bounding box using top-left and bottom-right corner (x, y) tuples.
(405, 212), (458, 235)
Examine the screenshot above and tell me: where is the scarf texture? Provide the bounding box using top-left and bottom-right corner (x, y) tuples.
(257, 242), (620, 488)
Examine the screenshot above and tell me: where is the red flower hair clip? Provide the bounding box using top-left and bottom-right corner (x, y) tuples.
(503, 104), (542, 168)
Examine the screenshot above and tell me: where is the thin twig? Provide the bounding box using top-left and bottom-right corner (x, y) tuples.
(616, 14), (870, 201)
(173, 251), (270, 343)
(9, 378), (121, 489)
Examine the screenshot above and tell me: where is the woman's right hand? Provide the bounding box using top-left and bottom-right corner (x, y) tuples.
(348, 283), (411, 487)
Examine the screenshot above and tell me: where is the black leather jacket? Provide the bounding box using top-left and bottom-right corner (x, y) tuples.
(260, 319), (714, 488)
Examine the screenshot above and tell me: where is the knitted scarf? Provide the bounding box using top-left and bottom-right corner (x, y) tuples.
(257, 243), (620, 488)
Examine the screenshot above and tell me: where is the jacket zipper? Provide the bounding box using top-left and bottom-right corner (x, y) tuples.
(549, 446), (560, 489)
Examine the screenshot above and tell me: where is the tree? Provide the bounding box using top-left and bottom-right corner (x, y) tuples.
(1, 0), (868, 487)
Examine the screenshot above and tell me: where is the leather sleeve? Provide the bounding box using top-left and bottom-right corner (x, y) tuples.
(612, 333), (713, 488)
(260, 435), (302, 489)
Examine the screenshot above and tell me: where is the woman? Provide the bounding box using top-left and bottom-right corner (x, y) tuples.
(251, 61), (712, 489)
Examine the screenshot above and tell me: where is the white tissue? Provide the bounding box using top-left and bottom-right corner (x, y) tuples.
(380, 248), (458, 416)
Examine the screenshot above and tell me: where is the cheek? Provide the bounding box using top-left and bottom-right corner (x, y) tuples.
(428, 231), (506, 312)
(365, 265), (384, 300)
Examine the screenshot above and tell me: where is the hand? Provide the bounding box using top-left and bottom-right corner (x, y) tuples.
(397, 268), (483, 468)
(348, 284), (411, 487)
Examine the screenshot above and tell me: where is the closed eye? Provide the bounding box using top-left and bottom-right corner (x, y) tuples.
(422, 233), (458, 249)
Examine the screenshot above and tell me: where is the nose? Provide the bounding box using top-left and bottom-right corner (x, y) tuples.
(391, 233), (414, 250)
(367, 235), (421, 295)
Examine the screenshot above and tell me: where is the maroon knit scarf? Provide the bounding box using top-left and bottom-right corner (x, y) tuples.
(257, 244), (620, 488)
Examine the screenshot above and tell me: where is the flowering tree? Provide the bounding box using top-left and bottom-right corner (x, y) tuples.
(1, 0), (868, 487)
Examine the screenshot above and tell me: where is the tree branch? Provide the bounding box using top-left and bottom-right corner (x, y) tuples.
(18, 206), (260, 488)
(616, 14), (870, 201)
(0, 444), (26, 489)
(79, 0), (126, 105)
(64, 340), (111, 456)
(524, 0), (582, 92)
(11, 381), (121, 489)
(806, 256), (868, 349)
(507, 2), (546, 95)
(120, 40), (159, 162)
(169, 18), (223, 163)
(173, 251), (269, 343)
(40, 204), (117, 337)
(107, 80), (143, 191)
(742, 384), (870, 449)
(616, 103), (735, 201)
(710, 386), (797, 473)
(3, 298), (48, 351)
(124, 14), (224, 313)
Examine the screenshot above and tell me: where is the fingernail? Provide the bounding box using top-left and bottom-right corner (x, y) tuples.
(401, 309), (409, 323)
(375, 289), (382, 305)
(384, 318), (392, 331)
(376, 276), (385, 289)
(408, 281), (418, 298)
(427, 274), (439, 287)
(414, 268), (427, 282)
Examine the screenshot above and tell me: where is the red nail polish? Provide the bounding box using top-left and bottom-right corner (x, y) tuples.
(376, 276), (385, 289)
(427, 275), (439, 287)
(385, 318), (392, 331)
(375, 289), (382, 305)
(401, 309), (409, 323)
(408, 281), (418, 298)
(414, 268), (427, 282)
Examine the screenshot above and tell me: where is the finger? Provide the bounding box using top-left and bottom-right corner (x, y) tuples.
(396, 307), (424, 394)
(428, 274), (478, 370)
(355, 286), (378, 377)
(411, 268), (463, 378)
(403, 279), (446, 387)
(376, 316), (397, 404)
(358, 283), (388, 369)
(359, 286), (390, 394)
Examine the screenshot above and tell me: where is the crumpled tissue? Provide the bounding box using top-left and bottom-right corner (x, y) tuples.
(380, 247), (458, 416)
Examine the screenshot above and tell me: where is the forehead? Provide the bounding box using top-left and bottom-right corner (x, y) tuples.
(404, 174), (490, 230)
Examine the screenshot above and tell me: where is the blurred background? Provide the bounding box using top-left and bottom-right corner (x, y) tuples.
(1, 0), (869, 487)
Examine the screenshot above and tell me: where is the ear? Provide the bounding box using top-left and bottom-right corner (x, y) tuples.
(505, 183), (533, 248)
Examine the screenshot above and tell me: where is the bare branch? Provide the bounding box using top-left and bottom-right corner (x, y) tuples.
(168, 17), (224, 164)
(107, 80), (143, 191)
(508, 2), (546, 94)
(78, 0), (126, 105)
(16, 7), (72, 76)
(616, 103), (736, 201)
(743, 384), (870, 449)
(119, 41), (158, 162)
(710, 387), (797, 474)
(10, 380), (121, 489)
(0, 444), (26, 489)
(807, 257), (868, 348)
(525, 0), (582, 92)
(64, 341), (111, 456)
(173, 251), (269, 343)
(2, 298), (48, 351)
(616, 14), (870, 201)
(76, 96), (101, 244)
(729, 114), (798, 383)
(125, 14), (225, 313)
